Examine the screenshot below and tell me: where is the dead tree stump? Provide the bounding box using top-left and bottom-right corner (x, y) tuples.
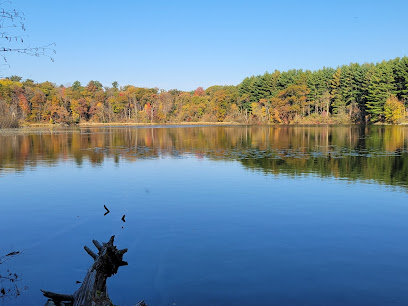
(41, 236), (142, 306)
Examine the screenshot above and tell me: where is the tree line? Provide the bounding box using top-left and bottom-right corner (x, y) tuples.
(1, 56), (408, 127)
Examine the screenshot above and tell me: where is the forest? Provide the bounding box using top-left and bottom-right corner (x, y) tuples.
(0, 56), (408, 128)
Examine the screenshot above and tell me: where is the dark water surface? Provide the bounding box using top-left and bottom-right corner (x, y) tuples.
(1, 125), (408, 305)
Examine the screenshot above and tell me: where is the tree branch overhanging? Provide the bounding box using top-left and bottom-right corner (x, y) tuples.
(0, 2), (56, 64)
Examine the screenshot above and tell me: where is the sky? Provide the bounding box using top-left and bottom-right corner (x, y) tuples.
(3, 0), (408, 91)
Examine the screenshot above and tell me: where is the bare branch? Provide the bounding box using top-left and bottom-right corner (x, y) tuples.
(118, 248), (127, 255)
(0, 251), (20, 265)
(0, 2), (56, 64)
(107, 235), (115, 246)
(92, 240), (103, 252)
(0, 250), (26, 301)
(83, 246), (97, 260)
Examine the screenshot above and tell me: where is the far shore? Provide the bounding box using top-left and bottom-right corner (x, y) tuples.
(19, 121), (245, 128)
(8, 121), (408, 129)
(79, 121), (244, 127)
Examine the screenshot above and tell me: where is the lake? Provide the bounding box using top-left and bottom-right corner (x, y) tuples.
(1, 125), (408, 305)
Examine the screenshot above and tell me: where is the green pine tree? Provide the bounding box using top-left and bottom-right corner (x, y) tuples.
(365, 62), (395, 122)
(330, 68), (344, 114)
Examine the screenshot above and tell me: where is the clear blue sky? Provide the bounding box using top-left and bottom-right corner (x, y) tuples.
(4, 0), (408, 91)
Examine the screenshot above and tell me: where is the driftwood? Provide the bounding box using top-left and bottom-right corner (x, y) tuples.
(41, 236), (144, 306)
(103, 205), (110, 216)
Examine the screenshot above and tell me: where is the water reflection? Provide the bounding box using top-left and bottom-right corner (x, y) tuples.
(1, 125), (408, 187)
(2, 125), (408, 306)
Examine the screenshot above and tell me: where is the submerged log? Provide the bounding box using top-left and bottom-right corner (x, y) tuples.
(41, 236), (140, 306)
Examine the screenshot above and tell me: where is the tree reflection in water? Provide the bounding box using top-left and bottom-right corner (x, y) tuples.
(0, 125), (407, 188)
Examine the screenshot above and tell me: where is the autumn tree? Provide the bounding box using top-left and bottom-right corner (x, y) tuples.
(29, 91), (45, 121)
(1, 56), (408, 126)
(47, 96), (69, 123)
(384, 95), (405, 123)
(277, 83), (310, 120)
(194, 87), (205, 97)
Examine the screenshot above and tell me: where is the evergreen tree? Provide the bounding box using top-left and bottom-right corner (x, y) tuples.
(258, 71), (280, 99)
(365, 62), (395, 122)
(238, 76), (256, 110)
(391, 57), (408, 103)
(340, 65), (354, 107)
(330, 68), (344, 114)
(277, 69), (302, 91)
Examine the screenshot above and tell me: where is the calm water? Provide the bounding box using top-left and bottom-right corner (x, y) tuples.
(1, 125), (408, 305)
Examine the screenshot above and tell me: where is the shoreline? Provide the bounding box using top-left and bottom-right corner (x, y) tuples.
(19, 121), (245, 128)
(9, 121), (408, 129)
(79, 121), (244, 127)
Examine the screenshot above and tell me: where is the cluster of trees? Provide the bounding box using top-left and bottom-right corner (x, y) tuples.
(238, 57), (408, 124)
(0, 57), (408, 127)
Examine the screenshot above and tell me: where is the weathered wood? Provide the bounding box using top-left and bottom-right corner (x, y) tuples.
(44, 300), (71, 306)
(83, 246), (97, 260)
(42, 235), (138, 306)
(103, 205), (110, 216)
(92, 240), (103, 252)
(118, 248), (127, 256)
(41, 290), (74, 302)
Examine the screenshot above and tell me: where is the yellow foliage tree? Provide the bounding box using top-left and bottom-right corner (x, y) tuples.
(384, 95), (405, 123)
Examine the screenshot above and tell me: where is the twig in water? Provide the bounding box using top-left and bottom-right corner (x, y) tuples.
(104, 205), (110, 216)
